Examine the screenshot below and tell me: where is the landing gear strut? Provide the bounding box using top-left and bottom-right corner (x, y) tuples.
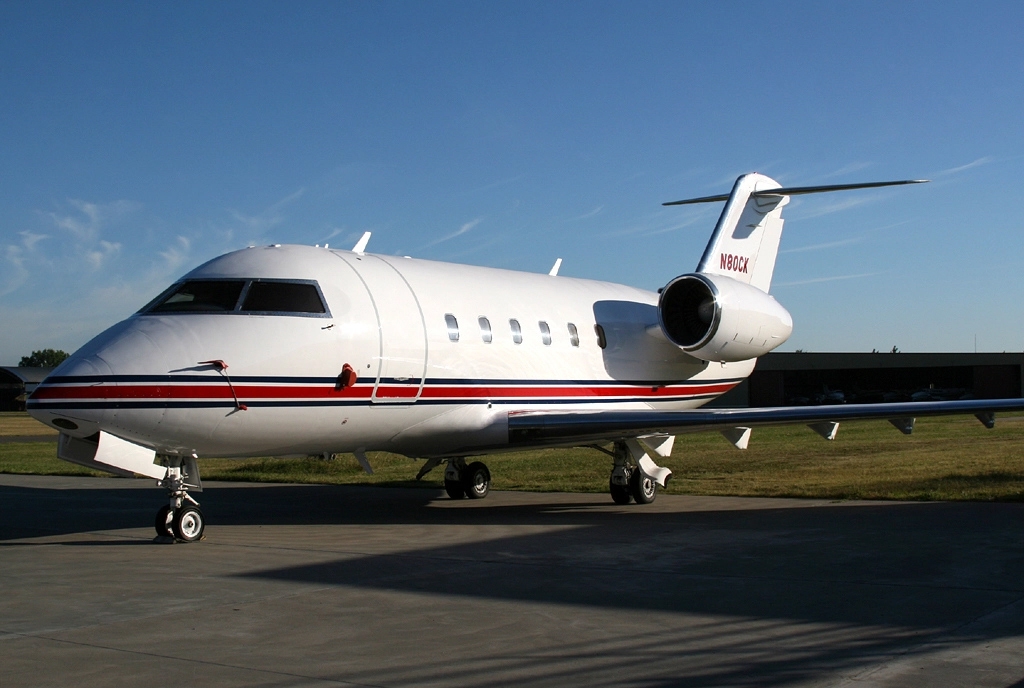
(154, 455), (205, 542)
(442, 458), (492, 500)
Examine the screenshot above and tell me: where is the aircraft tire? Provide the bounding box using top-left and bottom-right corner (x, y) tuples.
(462, 462), (491, 499)
(172, 505), (205, 542)
(609, 478), (632, 505)
(155, 505), (174, 537)
(444, 479), (466, 499)
(630, 469), (657, 504)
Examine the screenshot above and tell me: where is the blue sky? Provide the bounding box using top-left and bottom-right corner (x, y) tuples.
(2, 1), (1022, 362)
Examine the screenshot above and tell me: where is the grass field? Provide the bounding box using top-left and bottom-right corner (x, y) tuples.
(2, 411), (1023, 501)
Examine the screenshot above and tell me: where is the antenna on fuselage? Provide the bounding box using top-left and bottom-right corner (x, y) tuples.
(352, 232), (371, 254)
(549, 258), (562, 276)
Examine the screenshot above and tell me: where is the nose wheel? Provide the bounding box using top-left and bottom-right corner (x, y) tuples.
(154, 455), (205, 542)
(154, 503), (206, 542)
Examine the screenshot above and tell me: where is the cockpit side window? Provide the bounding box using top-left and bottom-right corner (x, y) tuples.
(241, 281), (326, 314)
(147, 280), (246, 313)
(143, 279), (329, 316)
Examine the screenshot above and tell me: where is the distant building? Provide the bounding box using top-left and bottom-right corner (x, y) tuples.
(712, 353), (1024, 408)
(0, 367), (55, 412)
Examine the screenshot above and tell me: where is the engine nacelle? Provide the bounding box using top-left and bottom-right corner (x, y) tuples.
(658, 273), (792, 362)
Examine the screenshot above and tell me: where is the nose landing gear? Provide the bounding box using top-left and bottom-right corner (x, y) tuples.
(154, 456), (205, 542)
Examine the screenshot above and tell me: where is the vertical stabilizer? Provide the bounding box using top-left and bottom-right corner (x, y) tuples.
(695, 173), (788, 292)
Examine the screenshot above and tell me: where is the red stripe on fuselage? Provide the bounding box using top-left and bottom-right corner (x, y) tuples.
(30, 381), (738, 402)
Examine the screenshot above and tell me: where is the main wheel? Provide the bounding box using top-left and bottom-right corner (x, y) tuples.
(462, 461), (491, 499)
(444, 479), (466, 499)
(609, 478), (632, 504)
(172, 505), (205, 542)
(155, 505), (173, 537)
(630, 469), (657, 504)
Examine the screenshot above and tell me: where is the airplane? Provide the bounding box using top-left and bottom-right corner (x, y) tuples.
(26, 172), (1024, 542)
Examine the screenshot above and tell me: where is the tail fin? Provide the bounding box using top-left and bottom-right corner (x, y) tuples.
(664, 174), (928, 293)
(696, 173), (786, 292)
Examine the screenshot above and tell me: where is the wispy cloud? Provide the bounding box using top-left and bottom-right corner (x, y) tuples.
(462, 175), (525, 195)
(822, 162), (873, 179)
(1, 230), (55, 296)
(46, 199), (141, 241)
(422, 218), (483, 249)
(230, 188), (306, 234)
(572, 206), (604, 221)
(85, 240), (121, 269)
(787, 195), (871, 220)
(158, 236), (192, 275)
(1, 245), (29, 297)
(600, 212), (710, 238)
(443, 236), (506, 261)
(774, 272), (877, 287)
(19, 231), (49, 250)
(781, 237), (864, 254)
(934, 156), (994, 177)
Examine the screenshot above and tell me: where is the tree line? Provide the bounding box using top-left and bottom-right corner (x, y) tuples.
(19, 349), (70, 367)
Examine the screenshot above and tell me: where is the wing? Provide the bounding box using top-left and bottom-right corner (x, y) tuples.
(508, 398), (1024, 446)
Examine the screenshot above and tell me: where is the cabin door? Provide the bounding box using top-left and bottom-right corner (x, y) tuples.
(349, 254), (427, 403)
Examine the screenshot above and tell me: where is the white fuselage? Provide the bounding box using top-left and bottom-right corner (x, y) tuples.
(28, 245), (753, 459)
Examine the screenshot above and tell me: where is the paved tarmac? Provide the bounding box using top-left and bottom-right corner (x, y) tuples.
(1, 473), (1023, 687)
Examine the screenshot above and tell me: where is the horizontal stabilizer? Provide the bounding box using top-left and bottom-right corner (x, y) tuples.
(663, 179), (928, 206)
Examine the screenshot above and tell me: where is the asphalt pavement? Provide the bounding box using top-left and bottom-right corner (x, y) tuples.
(2, 473), (1023, 687)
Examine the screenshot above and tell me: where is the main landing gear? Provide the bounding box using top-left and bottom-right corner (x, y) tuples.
(415, 457), (492, 499)
(415, 440), (670, 507)
(443, 458), (492, 500)
(154, 456), (205, 542)
(606, 439), (672, 505)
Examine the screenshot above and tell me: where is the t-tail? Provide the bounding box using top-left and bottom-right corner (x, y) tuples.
(656, 173), (927, 362)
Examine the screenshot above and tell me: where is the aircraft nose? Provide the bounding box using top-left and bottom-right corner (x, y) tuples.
(27, 352), (115, 437)
(28, 316), (203, 447)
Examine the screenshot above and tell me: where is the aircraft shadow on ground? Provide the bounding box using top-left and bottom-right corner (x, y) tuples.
(4, 479), (1024, 686)
(4, 479), (1023, 621)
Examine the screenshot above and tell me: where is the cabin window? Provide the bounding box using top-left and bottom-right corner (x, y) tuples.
(445, 314), (460, 342)
(595, 324), (607, 349)
(509, 319), (523, 344)
(567, 323), (580, 347)
(148, 280), (246, 313)
(539, 321), (552, 345)
(478, 317), (492, 343)
(241, 281), (326, 314)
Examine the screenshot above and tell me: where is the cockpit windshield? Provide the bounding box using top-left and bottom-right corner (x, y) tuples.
(147, 281), (246, 313)
(142, 279), (328, 316)
(241, 281), (326, 313)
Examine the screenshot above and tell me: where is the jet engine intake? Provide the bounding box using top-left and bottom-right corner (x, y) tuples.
(658, 273), (792, 362)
